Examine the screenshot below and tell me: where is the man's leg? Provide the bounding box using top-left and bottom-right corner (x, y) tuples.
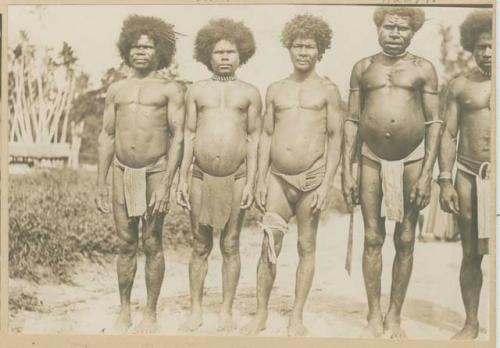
(112, 166), (140, 332)
(180, 176), (214, 331)
(452, 171), (483, 340)
(135, 171), (167, 333)
(241, 174), (294, 335)
(287, 189), (320, 336)
(360, 157), (386, 337)
(384, 160), (421, 339)
(218, 177), (246, 331)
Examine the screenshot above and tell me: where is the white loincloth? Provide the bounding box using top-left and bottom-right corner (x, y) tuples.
(361, 142), (425, 223)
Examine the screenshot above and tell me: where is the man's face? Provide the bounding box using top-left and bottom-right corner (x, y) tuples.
(129, 35), (158, 72)
(473, 32), (492, 74)
(289, 37), (319, 72)
(378, 14), (415, 56)
(210, 40), (240, 75)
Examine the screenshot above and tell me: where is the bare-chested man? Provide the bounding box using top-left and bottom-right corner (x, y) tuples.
(438, 10), (492, 340)
(176, 18), (262, 332)
(342, 7), (441, 338)
(95, 15), (185, 333)
(242, 14), (343, 336)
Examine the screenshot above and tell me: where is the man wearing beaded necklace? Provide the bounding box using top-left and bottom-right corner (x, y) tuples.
(438, 10), (492, 340)
(342, 7), (441, 339)
(242, 14), (343, 336)
(176, 18), (262, 332)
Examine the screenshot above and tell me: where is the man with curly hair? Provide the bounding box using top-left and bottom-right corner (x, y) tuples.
(342, 7), (441, 338)
(96, 15), (185, 333)
(241, 14), (343, 336)
(176, 18), (262, 332)
(438, 9), (492, 340)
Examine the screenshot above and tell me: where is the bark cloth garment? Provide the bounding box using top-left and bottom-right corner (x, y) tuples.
(113, 156), (168, 218)
(361, 141), (425, 223)
(457, 155), (491, 255)
(262, 157), (326, 264)
(192, 161), (247, 230)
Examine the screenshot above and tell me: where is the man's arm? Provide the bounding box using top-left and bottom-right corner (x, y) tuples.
(312, 81), (344, 213)
(255, 83), (276, 211)
(96, 82), (118, 213)
(419, 61), (441, 178)
(176, 83), (198, 210)
(410, 61), (441, 208)
(323, 82), (344, 184)
(241, 85), (263, 209)
(341, 62), (363, 208)
(164, 82), (186, 188)
(438, 78), (461, 214)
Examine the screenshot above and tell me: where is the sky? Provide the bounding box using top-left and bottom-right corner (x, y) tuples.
(9, 4), (481, 100)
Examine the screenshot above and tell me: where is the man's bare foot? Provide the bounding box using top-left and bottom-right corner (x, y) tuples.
(133, 311), (158, 334)
(287, 315), (309, 336)
(451, 322), (479, 340)
(384, 316), (407, 339)
(179, 311), (203, 332)
(360, 312), (384, 338)
(240, 312), (267, 335)
(217, 312), (237, 332)
(114, 309), (132, 333)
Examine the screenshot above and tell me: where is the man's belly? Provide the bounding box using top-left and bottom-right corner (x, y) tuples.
(115, 129), (169, 168)
(270, 115), (326, 175)
(458, 110), (491, 165)
(359, 96), (425, 160)
(194, 116), (246, 177)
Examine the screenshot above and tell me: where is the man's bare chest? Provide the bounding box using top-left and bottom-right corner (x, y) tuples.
(273, 85), (327, 111)
(361, 62), (423, 92)
(196, 85), (249, 111)
(458, 81), (491, 111)
(115, 83), (168, 108)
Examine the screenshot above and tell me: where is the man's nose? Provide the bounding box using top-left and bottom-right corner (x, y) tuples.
(484, 47), (492, 57)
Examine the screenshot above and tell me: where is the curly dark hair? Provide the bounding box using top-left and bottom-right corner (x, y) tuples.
(460, 10), (492, 52)
(194, 18), (256, 72)
(373, 7), (426, 32)
(281, 14), (332, 60)
(117, 15), (176, 69)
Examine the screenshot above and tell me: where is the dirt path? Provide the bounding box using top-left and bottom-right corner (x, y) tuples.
(9, 213), (490, 340)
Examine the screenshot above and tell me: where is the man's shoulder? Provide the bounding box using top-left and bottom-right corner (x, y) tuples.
(407, 53), (435, 70)
(352, 55), (375, 73)
(237, 80), (260, 96)
(447, 74), (468, 94)
(107, 79), (127, 94)
(266, 78), (289, 93)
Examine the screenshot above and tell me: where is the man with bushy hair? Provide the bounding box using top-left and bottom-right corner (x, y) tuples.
(176, 18), (262, 332)
(342, 6), (441, 338)
(242, 14), (343, 336)
(439, 9), (492, 340)
(96, 15), (185, 333)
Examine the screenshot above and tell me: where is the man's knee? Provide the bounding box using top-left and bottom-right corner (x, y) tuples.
(297, 238), (316, 258)
(260, 212), (287, 260)
(143, 235), (163, 257)
(118, 235), (138, 256)
(192, 233), (213, 257)
(394, 230), (415, 255)
(220, 236), (240, 257)
(364, 226), (385, 249)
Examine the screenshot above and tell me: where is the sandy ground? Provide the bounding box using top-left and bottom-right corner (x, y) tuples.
(9, 212), (489, 340)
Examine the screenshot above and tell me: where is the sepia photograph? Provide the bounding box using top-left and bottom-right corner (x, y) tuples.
(6, 2), (495, 344)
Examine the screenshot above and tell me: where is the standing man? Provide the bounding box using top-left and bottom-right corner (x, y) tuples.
(95, 15), (185, 333)
(242, 14), (343, 336)
(176, 18), (262, 332)
(439, 10), (492, 340)
(342, 7), (441, 338)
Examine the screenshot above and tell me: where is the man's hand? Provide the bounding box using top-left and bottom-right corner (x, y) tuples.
(342, 173), (359, 212)
(176, 180), (191, 211)
(95, 184), (110, 213)
(311, 183), (329, 214)
(240, 183), (254, 210)
(148, 185), (170, 216)
(439, 181), (460, 214)
(410, 174), (432, 209)
(255, 178), (267, 212)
